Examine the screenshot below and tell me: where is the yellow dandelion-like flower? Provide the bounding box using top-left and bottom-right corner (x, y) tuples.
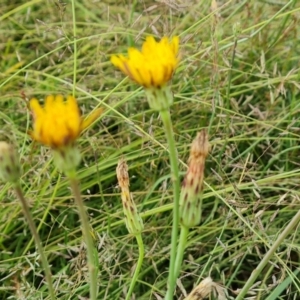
(30, 94), (103, 149)
(111, 36), (179, 89)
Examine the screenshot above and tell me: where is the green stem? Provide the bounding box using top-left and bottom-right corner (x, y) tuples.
(160, 109), (180, 300)
(125, 233), (144, 300)
(68, 174), (98, 300)
(174, 225), (189, 280)
(14, 184), (56, 300)
(236, 209), (300, 300)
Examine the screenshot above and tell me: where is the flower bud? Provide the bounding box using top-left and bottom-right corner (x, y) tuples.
(180, 130), (210, 227)
(0, 142), (21, 183)
(145, 86), (174, 111)
(116, 158), (144, 235)
(184, 277), (226, 300)
(52, 146), (81, 173)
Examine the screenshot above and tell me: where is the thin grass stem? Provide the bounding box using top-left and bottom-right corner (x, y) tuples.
(236, 209), (300, 300)
(71, 0), (77, 96)
(127, 0), (137, 47)
(14, 184), (56, 300)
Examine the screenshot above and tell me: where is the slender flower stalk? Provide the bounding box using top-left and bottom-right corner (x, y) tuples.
(160, 110), (181, 299)
(67, 170), (99, 300)
(111, 36), (181, 299)
(29, 94), (103, 300)
(116, 158), (144, 300)
(174, 131), (210, 283)
(174, 225), (189, 281)
(0, 142), (56, 300)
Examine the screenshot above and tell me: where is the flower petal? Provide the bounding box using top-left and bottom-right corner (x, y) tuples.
(81, 107), (104, 131)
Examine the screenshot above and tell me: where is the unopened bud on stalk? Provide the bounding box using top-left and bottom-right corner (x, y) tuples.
(0, 142), (21, 184)
(116, 158), (144, 235)
(180, 130), (210, 228)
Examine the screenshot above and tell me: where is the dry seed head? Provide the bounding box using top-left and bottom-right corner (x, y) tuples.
(180, 130), (210, 227)
(189, 130), (210, 161)
(116, 158), (144, 234)
(116, 158), (129, 190)
(184, 277), (213, 300)
(184, 277), (226, 300)
(0, 142), (21, 183)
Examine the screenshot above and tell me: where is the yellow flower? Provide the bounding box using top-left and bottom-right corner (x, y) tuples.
(111, 36), (179, 88)
(30, 94), (103, 149)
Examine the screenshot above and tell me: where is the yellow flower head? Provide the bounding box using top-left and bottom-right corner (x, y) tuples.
(30, 94), (102, 149)
(111, 36), (179, 88)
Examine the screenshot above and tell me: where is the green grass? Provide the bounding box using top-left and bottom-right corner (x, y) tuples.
(1, 0), (300, 299)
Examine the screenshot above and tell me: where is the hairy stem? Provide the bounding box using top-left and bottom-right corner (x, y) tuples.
(125, 233), (145, 300)
(174, 225), (189, 280)
(68, 173), (98, 300)
(160, 109), (180, 300)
